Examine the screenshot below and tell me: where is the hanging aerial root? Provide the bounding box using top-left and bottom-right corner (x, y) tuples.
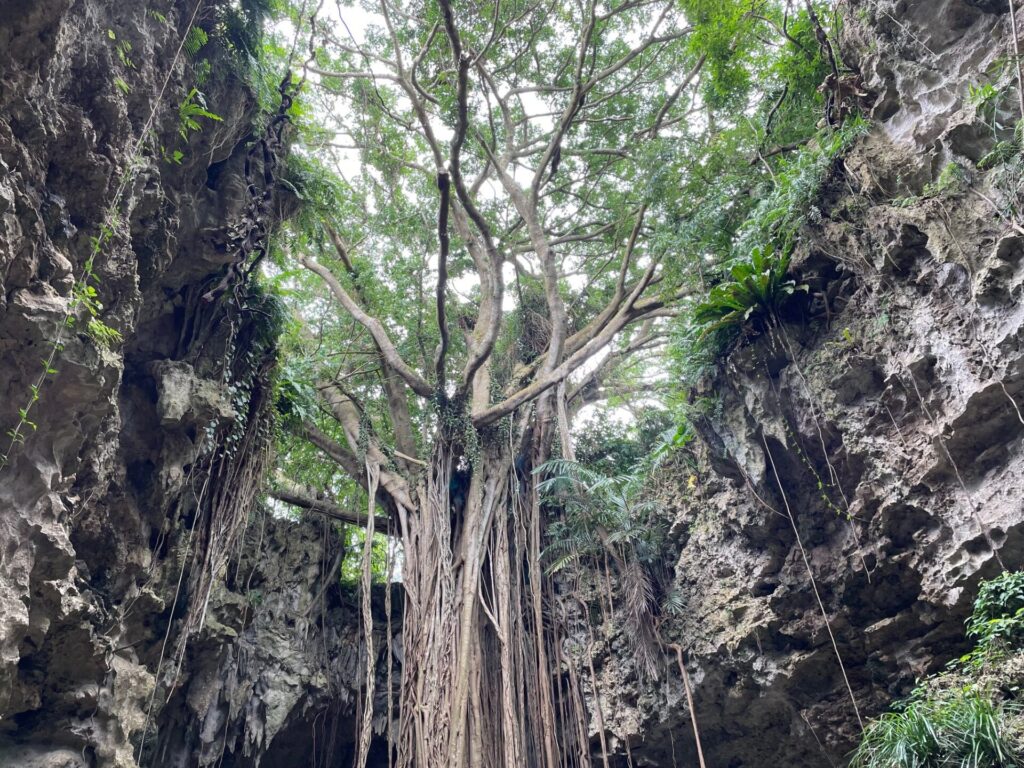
(762, 433), (865, 731)
(355, 461), (380, 768)
(669, 643), (707, 768)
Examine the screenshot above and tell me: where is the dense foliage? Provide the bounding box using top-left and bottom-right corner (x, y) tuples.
(251, 0), (852, 500)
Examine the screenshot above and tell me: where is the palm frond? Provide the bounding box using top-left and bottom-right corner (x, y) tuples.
(623, 560), (660, 681)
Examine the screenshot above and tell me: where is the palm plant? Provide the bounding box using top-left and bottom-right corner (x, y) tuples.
(538, 459), (665, 574)
(538, 459), (668, 678)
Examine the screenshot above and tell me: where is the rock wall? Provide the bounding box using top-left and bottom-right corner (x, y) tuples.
(587, 0), (1024, 765)
(3, 0), (1024, 766)
(148, 514), (389, 768)
(0, 1), (379, 766)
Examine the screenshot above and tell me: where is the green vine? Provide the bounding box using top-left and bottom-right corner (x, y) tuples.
(1, 211), (126, 471)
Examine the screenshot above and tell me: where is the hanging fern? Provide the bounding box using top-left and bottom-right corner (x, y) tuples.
(183, 26), (209, 58)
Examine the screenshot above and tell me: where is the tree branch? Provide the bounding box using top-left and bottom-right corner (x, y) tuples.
(435, 171), (452, 386)
(271, 473), (388, 528)
(323, 226), (420, 462)
(300, 254), (433, 398)
(437, 0), (507, 396)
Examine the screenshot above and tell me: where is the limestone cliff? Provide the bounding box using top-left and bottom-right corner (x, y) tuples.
(0, 1), (370, 765)
(588, 0), (1024, 765)
(2, 0), (1023, 767)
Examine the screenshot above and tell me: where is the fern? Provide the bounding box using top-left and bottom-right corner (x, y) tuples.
(539, 459), (669, 679)
(215, 0), (276, 62)
(177, 88), (222, 140)
(183, 26), (209, 58)
(537, 460), (662, 570)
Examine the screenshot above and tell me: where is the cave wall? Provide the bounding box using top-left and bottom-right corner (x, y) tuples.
(3, 0), (1024, 767)
(0, 1), (376, 766)
(584, 1), (1024, 765)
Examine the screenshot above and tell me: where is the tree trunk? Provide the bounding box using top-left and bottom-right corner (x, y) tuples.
(394, 427), (591, 768)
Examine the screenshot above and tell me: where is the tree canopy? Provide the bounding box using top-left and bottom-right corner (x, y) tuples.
(227, 0), (852, 764)
(265, 0), (842, 497)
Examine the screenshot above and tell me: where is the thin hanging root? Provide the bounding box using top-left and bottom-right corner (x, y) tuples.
(801, 711), (838, 768)
(669, 644), (707, 768)
(385, 529), (395, 768)
(762, 434), (865, 731)
(581, 597), (612, 768)
(773, 326), (873, 582)
(136, 469), (210, 765)
(355, 461), (380, 768)
(901, 368), (1006, 571)
(1011, 0), (1024, 120)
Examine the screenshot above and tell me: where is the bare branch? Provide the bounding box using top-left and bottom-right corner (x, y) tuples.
(322, 226), (419, 463)
(473, 260), (666, 427)
(300, 254), (434, 398)
(435, 172), (452, 386)
(437, 0), (507, 395)
(271, 473), (388, 528)
(637, 52), (706, 139)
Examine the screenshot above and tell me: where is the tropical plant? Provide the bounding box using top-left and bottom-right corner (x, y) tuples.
(853, 572), (1024, 767)
(668, 110), (868, 392)
(967, 571), (1024, 655)
(538, 459), (666, 574)
(851, 689), (1021, 768)
(692, 244), (805, 338)
(538, 458), (669, 678)
(176, 87), (222, 140)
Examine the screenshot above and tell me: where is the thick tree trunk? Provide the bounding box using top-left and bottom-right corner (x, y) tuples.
(394, 428), (590, 768)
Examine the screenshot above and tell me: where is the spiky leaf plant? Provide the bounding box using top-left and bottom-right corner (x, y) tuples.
(691, 244), (805, 337)
(851, 690), (1020, 768)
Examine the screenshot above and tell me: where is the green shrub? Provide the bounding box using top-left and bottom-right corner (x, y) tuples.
(851, 688), (1020, 768)
(537, 460), (666, 574)
(967, 571), (1024, 655)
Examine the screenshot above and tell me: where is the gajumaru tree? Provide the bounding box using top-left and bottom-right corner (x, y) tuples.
(265, 0), (798, 765)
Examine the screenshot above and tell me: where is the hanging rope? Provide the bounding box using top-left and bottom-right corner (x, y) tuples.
(762, 433), (865, 731)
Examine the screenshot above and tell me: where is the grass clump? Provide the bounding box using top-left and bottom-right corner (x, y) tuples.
(852, 572), (1024, 768)
(851, 688), (1020, 768)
